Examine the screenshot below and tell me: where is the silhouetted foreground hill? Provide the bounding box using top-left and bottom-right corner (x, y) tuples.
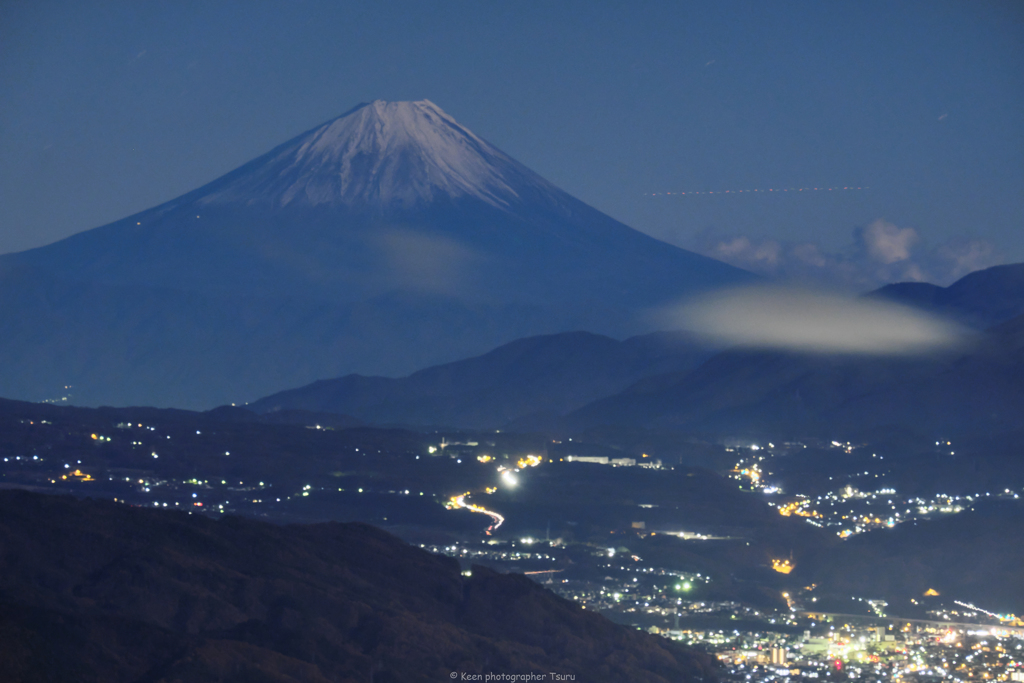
(0, 490), (717, 683)
(250, 330), (712, 429)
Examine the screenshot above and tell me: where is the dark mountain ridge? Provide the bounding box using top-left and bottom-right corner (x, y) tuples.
(249, 330), (715, 428)
(868, 262), (1024, 328)
(246, 263), (1024, 434)
(565, 311), (1024, 439)
(0, 489), (716, 682)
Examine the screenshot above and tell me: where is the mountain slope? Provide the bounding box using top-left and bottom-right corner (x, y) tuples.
(0, 100), (752, 409)
(565, 312), (1024, 438)
(0, 490), (716, 682)
(868, 262), (1024, 328)
(194, 99), (563, 211)
(249, 330), (714, 428)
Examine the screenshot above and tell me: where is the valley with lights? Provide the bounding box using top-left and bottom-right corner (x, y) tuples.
(3, 397), (1023, 681)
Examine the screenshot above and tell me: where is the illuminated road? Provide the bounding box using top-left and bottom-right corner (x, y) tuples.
(449, 493), (504, 535)
(444, 453), (543, 535)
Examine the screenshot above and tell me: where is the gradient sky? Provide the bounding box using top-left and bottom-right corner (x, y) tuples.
(2, 0), (1021, 286)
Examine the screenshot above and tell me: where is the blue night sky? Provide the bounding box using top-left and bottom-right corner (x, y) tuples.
(2, 0), (1021, 287)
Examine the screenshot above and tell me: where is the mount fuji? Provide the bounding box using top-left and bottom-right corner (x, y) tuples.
(0, 100), (753, 409)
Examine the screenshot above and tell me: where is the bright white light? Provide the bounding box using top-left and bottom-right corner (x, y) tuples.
(501, 470), (518, 487)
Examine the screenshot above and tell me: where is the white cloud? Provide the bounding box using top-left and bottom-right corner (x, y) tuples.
(661, 286), (968, 355)
(857, 219), (918, 264)
(688, 220), (1002, 289)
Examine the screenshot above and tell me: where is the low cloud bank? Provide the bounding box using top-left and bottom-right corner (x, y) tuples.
(662, 287), (969, 355)
(688, 219), (1000, 290)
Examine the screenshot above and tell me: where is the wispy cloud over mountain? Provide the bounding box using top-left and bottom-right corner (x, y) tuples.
(688, 219), (1001, 289)
(857, 219), (919, 266)
(659, 286), (969, 355)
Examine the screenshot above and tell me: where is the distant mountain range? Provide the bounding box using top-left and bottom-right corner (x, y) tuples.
(250, 330), (714, 428)
(0, 490), (715, 682)
(563, 264), (1024, 438)
(0, 100), (752, 409)
(250, 263), (1024, 439)
(565, 311), (1024, 439)
(868, 262), (1024, 329)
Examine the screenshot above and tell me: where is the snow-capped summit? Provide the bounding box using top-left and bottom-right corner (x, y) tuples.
(198, 100), (556, 211)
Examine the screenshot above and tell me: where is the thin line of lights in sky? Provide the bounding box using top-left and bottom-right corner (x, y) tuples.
(645, 186), (869, 196)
